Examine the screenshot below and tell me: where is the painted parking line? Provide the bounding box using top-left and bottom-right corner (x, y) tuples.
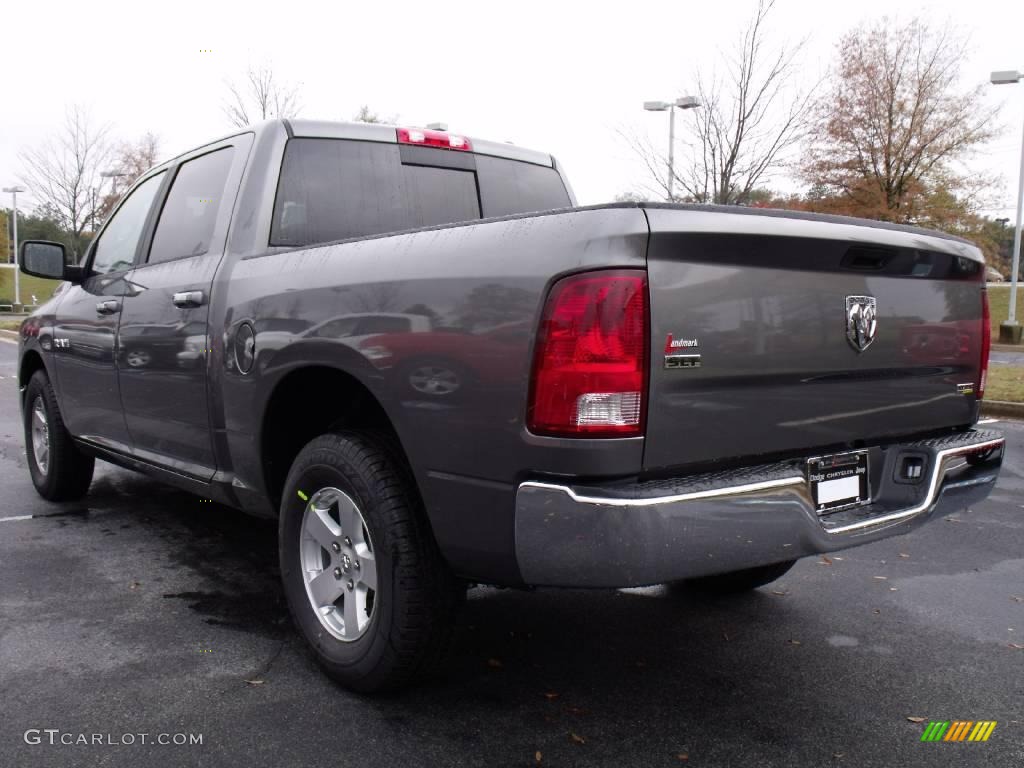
(0, 515), (34, 522)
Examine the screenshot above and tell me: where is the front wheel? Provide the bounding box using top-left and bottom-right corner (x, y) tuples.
(23, 370), (95, 501)
(278, 431), (462, 692)
(680, 560), (797, 594)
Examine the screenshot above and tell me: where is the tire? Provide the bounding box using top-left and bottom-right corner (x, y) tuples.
(23, 370), (95, 501)
(278, 430), (462, 692)
(682, 560), (797, 594)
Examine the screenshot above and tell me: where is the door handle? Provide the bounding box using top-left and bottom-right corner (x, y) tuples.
(172, 290), (205, 309)
(96, 300), (120, 315)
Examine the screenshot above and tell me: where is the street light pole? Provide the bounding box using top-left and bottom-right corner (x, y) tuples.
(991, 69), (1024, 341)
(643, 96), (701, 203)
(1009, 105), (1024, 322)
(3, 185), (26, 308)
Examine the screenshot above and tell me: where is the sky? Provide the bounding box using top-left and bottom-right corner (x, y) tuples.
(2, 0), (1023, 218)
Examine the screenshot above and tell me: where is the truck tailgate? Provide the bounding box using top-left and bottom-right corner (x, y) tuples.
(642, 207), (987, 472)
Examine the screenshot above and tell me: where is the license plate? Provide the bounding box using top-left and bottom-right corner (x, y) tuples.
(807, 450), (870, 514)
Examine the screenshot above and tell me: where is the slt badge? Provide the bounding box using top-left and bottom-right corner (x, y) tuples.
(845, 295), (877, 353)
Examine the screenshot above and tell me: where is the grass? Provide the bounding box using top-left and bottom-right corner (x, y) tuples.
(0, 267), (61, 306)
(987, 365), (1024, 403)
(0, 319), (22, 331)
(988, 284), (1024, 340)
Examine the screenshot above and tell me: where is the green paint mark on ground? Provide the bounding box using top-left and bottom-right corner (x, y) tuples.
(297, 490), (308, 501)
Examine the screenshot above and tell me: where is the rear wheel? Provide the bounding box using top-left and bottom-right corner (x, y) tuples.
(681, 560), (797, 594)
(23, 370), (95, 501)
(278, 431), (462, 692)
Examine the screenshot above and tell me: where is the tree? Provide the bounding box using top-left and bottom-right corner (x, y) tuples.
(224, 63), (301, 128)
(627, 0), (814, 204)
(18, 106), (114, 256)
(802, 17), (999, 224)
(353, 106), (383, 124)
(0, 211), (9, 263)
(96, 133), (161, 223)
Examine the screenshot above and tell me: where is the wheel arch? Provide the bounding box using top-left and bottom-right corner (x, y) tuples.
(258, 364), (413, 510)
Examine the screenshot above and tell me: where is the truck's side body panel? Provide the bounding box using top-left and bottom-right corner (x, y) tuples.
(215, 206), (649, 579)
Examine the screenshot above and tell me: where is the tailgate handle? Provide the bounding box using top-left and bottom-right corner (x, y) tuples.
(172, 290), (205, 308)
(841, 246), (894, 271)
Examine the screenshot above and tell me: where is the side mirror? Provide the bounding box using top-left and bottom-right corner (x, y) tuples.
(19, 240), (82, 283)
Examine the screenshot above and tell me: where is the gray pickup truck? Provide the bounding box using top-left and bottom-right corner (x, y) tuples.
(16, 119), (1004, 691)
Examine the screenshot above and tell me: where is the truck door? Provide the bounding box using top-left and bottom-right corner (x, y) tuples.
(51, 171), (166, 452)
(116, 140), (246, 479)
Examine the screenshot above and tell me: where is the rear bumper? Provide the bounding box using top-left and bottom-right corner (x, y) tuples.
(513, 428), (1005, 587)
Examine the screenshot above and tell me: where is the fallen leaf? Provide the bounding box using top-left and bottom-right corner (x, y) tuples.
(244, 679), (264, 686)
(873, 609), (881, 614)
(535, 750), (542, 763)
(129, 582), (141, 590)
(899, 553), (910, 559)
(771, 590), (787, 596)
(906, 716), (926, 723)
(722, 631), (731, 642)
(676, 753), (689, 762)
(543, 691), (560, 701)
(1009, 643), (1024, 650)
(1012, 596), (1023, 603)
(833, 753), (845, 759)
(487, 658), (503, 669)
(569, 732), (586, 745)
(873, 576), (888, 580)
(818, 556), (833, 566)
(788, 639), (802, 645)
(889, 587), (899, 592)
(832, 557), (844, 561)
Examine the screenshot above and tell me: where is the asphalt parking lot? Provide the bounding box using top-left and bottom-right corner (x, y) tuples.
(0, 338), (1021, 768)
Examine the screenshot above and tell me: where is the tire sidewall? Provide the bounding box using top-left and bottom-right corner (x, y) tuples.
(24, 375), (55, 496)
(278, 452), (397, 685)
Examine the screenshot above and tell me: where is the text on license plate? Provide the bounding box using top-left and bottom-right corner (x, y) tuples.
(807, 451), (870, 514)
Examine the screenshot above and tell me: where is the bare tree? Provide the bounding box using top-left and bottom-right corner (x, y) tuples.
(627, 0), (815, 204)
(96, 133), (161, 223)
(353, 105), (383, 124)
(18, 105), (114, 253)
(224, 63), (302, 128)
(802, 17), (999, 223)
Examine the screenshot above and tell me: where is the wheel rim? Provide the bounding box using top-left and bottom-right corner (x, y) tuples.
(408, 365), (461, 395)
(299, 487), (377, 642)
(30, 396), (50, 476)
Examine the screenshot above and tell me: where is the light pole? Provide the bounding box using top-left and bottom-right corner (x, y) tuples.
(991, 69), (1024, 343)
(643, 96), (700, 202)
(3, 185), (26, 308)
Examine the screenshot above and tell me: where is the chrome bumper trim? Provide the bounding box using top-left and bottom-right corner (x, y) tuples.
(513, 430), (1005, 587)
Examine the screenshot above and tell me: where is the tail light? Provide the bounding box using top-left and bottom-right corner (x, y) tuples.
(397, 127), (472, 151)
(978, 289), (991, 399)
(527, 270), (648, 437)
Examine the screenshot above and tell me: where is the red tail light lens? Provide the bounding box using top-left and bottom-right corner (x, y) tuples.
(396, 127), (472, 151)
(978, 289), (991, 399)
(527, 270), (648, 437)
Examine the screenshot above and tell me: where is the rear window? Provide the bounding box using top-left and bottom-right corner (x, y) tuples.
(270, 138), (570, 248)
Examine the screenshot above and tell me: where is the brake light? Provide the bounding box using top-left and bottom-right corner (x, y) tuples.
(527, 270), (648, 437)
(396, 127), (472, 152)
(978, 289), (991, 399)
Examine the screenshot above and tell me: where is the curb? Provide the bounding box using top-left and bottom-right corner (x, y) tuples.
(981, 400), (1024, 420)
(993, 344), (1022, 353)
